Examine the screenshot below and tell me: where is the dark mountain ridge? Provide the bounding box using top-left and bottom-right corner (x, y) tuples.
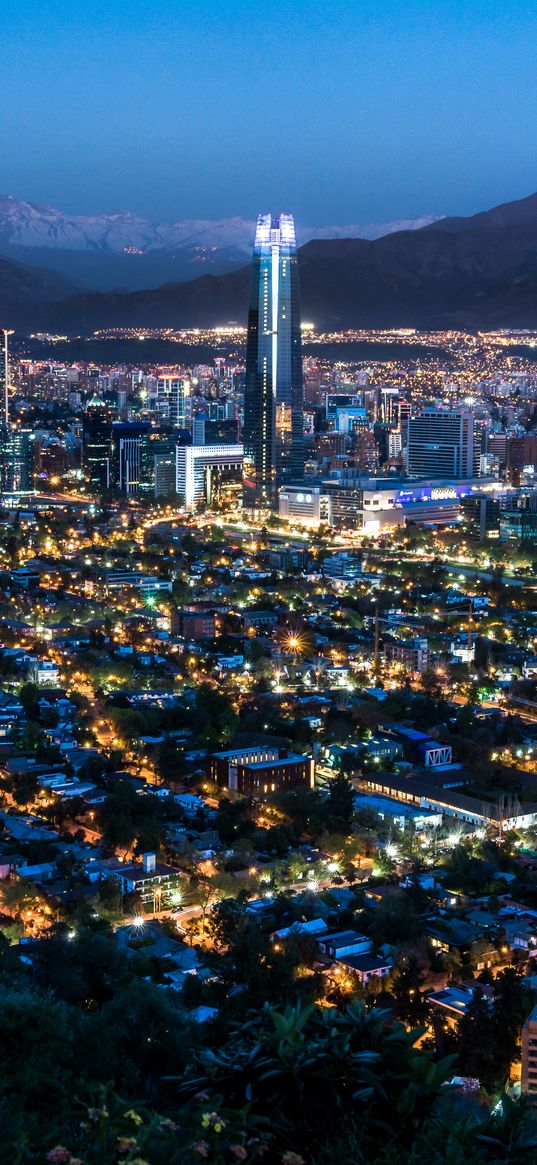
(0, 255), (84, 310)
(4, 190), (537, 333)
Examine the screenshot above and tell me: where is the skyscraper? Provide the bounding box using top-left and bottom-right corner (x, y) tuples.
(0, 428), (34, 493)
(243, 213), (304, 510)
(83, 394), (113, 492)
(0, 329), (13, 427)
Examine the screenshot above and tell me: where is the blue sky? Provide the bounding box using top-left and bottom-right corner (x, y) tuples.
(2, 0), (537, 224)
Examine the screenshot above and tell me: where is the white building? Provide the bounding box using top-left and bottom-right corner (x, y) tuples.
(278, 485), (330, 525)
(176, 444), (243, 509)
(152, 375), (189, 426)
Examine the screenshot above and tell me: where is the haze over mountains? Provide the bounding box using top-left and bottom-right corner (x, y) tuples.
(4, 190), (537, 334)
(0, 195), (442, 291)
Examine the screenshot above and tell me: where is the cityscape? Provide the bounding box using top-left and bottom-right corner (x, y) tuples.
(3, 3), (537, 1164)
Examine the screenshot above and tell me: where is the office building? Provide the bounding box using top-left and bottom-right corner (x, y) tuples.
(460, 494), (503, 540)
(326, 394), (362, 422)
(0, 328), (12, 427)
(279, 484), (331, 526)
(155, 375), (188, 427)
(505, 435), (537, 484)
(407, 407), (475, 479)
(522, 1003), (537, 1099)
(243, 213), (304, 509)
(154, 448), (178, 497)
(499, 497), (537, 543)
(322, 552), (364, 580)
(111, 421), (151, 494)
(176, 443), (243, 509)
(0, 427), (34, 493)
(83, 395), (113, 492)
(192, 415), (240, 446)
(135, 429), (177, 497)
(385, 637), (430, 674)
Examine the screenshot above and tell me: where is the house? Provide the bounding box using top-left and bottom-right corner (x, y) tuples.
(427, 985), (492, 1025)
(105, 852), (183, 910)
(424, 917), (476, 955)
(15, 861), (56, 883)
(271, 918), (328, 943)
(317, 930), (372, 959)
(338, 952), (392, 986)
(31, 659), (60, 687)
(175, 793), (206, 817)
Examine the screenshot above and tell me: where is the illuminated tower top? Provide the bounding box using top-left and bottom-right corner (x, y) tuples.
(252, 212), (297, 254)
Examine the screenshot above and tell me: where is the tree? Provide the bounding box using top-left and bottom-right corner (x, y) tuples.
(18, 682), (41, 720)
(178, 1002), (456, 1162)
(326, 773), (354, 832)
(457, 987), (502, 1090)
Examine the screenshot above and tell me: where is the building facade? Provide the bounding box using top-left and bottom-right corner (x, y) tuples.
(243, 213), (304, 510)
(207, 745), (314, 796)
(407, 408), (475, 479)
(176, 443), (243, 509)
(83, 395), (113, 492)
(522, 1004), (537, 1099)
(0, 427), (34, 493)
(0, 328), (12, 427)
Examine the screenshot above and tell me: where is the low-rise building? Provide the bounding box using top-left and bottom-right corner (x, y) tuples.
(105, 851), (182, 910)
(385, 637), (429, 673)
(338, 952), (392, 986)
(207, 745), (315, 796)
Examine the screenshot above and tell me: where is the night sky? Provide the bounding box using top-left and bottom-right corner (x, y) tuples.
(2, 0), (537, 224)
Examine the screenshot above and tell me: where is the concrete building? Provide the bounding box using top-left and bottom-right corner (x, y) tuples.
(106, 851), (182, 910)
(279, 476), (494, 533)
(385, 637), (429, 673)
(521, 1003), (537, 1099)
(207, 745), (314, 797)
(322, 552), (364, 580)
(278, 484), (330, 526)
(407, 407), (475, 479)
(176, 443), (243, 509)
(242, 213), (304, 509)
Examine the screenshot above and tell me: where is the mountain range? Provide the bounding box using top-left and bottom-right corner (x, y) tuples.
(0, 195), (442, 291)
(4, 190), (537, 335)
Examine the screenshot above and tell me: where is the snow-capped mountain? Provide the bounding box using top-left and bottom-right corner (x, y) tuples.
(0, 195), (444, 254)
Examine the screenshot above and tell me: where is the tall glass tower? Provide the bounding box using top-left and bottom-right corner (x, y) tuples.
(242, 213), (304, 510)
(0, 329), (13, 427)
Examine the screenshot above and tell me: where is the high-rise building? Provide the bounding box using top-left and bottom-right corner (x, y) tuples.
(111, 421), (150, 494)
(521, 1003), (537, 1099)
(0, 427), (34, 493)
(243, 213), (304, 509)
(192, 415), (240, 446)
(155, 375), (188, 427)
(407, 407), (475, 479)
(0, 329), (13, 427)
(82, 395), (113, 492)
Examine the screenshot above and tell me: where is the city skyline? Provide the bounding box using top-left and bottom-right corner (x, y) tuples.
(2, 1), (537, 223)
(2, 3), (537, 1152)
